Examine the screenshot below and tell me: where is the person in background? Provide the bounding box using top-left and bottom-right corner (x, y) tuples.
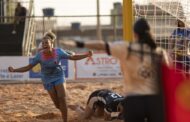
(171, 19), (190, 39)
(8, 31), (93, 122)
(12, 2), (27, 34)
(170, 19), (190, 74)
(62, 18), (170, 122)
(170, 19), (190, 50)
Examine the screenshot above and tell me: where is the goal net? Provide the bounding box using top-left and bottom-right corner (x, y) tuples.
(133, 0), (190, 74)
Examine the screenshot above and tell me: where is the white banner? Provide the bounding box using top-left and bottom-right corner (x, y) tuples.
(0, 57), (75, 81)
(76, 53), (122, 79)
(68, 60), (75, 80)
(0, 57), (29, 81)
(0, 54), (122, 81)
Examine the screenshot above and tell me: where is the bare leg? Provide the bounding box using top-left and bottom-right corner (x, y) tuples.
(55, 83), (67, 122)
(47, 86), (59, 109)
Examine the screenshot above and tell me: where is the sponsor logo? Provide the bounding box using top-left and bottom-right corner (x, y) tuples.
(85, 57), (118, 65)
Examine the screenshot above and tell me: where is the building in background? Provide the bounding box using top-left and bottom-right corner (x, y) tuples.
(56, 24), (122, 43)
(32, 2), (185, 53)
(35, 7), (58, 46)
(54, 2), (184, 44)
(35, 18), (57, 45)
(134, 2), (184, 39)
(110, 2), (122, 27)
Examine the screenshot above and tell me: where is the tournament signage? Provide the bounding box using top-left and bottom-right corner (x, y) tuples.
(0, 54), (122, 81)
(0, 57), (29, 81)
(76, 53), (122, 79)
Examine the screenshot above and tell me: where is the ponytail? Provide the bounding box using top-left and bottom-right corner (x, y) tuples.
(139, 31), (157, 50)
(134, 18), (157, 50)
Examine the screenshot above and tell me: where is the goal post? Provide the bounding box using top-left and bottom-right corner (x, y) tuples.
(123, 0), (133, 42)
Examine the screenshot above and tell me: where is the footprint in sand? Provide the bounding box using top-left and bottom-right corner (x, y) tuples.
(35, 112), (60, 120)
(73, 85), (87, 90)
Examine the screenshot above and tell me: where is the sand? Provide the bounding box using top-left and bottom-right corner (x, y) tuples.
(0, 79), (124, 122)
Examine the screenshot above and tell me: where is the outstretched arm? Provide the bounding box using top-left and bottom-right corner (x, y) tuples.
(69, 50), (93, 60)
(85, 41), (106, 50)
(8, 64), (34, 73)
(62, 40), (107, 51)
(62, 40), (127, 59)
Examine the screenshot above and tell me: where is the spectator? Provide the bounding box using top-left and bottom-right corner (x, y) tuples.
(172, 19), (190, 38)
(170, 19), (190, 73)
(12, 2), (27, 34)
(170, 19), (190, 50)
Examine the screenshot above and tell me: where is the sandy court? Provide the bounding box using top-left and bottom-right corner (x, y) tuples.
(0, 79), (124, 122)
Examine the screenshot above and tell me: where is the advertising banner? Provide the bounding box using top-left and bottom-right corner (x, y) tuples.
(76, 53), (122, 79)
(0, 57), (29, 81)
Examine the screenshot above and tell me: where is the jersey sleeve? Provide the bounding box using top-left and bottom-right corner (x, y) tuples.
(108, 41), (128, 59)
(30, 53), (40, 66)
(58, 48), (71, 59)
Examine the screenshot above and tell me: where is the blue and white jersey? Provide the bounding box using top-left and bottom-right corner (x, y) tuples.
(171, 28), (190, 39)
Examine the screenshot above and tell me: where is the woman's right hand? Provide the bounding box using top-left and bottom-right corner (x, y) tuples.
(87, 50), (93, 57)
(8, 66), (15, 72)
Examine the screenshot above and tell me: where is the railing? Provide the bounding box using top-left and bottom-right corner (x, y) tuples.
(22, 0), (35, 56)
(33, 14), (123, 48)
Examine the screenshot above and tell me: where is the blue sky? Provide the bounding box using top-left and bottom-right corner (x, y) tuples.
(34, 0), (123, 25)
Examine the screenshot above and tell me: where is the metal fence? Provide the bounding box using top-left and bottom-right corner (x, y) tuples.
(0, 0), (31, 23)
(33, 14), (123, 47)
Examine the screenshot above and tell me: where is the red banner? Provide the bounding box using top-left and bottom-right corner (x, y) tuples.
(162, 64), (190, 122)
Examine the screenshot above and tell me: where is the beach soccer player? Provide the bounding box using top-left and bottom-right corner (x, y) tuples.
(70, 89), (124, 121)
(8, 31), (93, 122)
